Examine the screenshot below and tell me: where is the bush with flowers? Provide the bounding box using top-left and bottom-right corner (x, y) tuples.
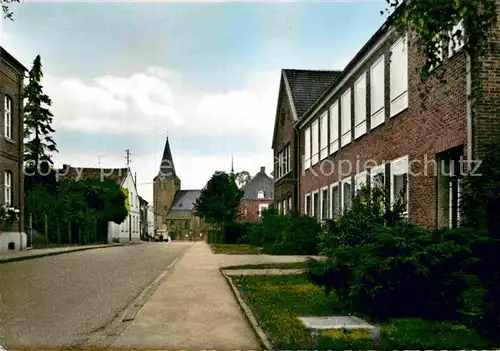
(0, 203), (20, 230)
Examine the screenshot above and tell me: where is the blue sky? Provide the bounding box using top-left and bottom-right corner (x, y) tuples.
(1, 0), (387, 203)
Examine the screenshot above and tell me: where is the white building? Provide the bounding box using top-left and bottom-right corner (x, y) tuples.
(107, 170), (141, 243)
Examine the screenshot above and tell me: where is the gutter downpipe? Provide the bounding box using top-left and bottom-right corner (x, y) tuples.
(466, 52), (473, 170)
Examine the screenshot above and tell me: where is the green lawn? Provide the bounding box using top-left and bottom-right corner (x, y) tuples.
(211, 244), (262, 255)
(234, 274), (493, 350)
(223, 261), (309, 270)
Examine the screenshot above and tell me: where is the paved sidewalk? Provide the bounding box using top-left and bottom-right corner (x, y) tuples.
(111, 241), (261, 350)
(0, 243), (127, 263)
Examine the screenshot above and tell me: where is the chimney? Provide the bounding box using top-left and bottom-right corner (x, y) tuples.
(260, 166), (265, 173)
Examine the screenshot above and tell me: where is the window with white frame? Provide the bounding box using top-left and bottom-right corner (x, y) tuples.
(312, 191), (319, 220)
(287, 144), (291, 171)
(370, 164), (385, 190)
(390, 156), (409, 214)
(329, 101), (339, 154)
(330, 183), (340, 217)
(304, 127), (311, 169)
(354, 171), (367, 197)
(341, 177), (352, 212)
(257, 190), (264, 199)
(275, 144), (291, 179)
(258, 203), (269, 217)
(340, 89), (351, 147)
(320, 112), (328, 160)
(390, 36), (408, 117)
(354, 74), (367, 139)
(288, 197), (292, 214)
(311, 120), (319, 165)
(4, 171), (12, 205)
(449, 20), (465, 57)
(305, 194), (312, 216)
(277, 201), (282, 214)
(320, 186), (329, 220)
(370, 55), (385, 129)
(282, 199), (287, 215)
(4, 95), (12, 139)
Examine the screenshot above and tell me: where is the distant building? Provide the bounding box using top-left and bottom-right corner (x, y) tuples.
(152, 136), (207, 240)
(58, 165), (141, 243)
(138, 196), (149, 240)
(0, 46), (28, 252)
(238, 167), (274, 223)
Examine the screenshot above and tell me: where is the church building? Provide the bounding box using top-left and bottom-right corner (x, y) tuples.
(153, 136), (207, 241)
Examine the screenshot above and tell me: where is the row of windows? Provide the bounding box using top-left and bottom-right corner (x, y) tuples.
(304, 36), (408, 169)
(305, 156), (409, 220)
(275, 144), (291, 179)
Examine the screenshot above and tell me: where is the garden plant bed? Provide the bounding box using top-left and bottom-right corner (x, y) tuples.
(232, 274), (494, 350)
(211, 244), (262, 255)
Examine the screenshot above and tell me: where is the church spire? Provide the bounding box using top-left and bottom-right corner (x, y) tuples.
(158, 135), (177, 178)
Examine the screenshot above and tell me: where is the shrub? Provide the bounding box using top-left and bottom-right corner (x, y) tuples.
(269, 215), (321, 255)
(223, 221), (255, 244)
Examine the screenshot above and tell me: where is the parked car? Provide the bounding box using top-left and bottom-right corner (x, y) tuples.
(154, 230), (171, 242)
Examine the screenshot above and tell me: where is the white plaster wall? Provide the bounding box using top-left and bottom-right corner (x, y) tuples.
(0, 232), (27, 251)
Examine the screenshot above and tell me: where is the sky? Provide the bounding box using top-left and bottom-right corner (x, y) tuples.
(0, 0), (388, 204)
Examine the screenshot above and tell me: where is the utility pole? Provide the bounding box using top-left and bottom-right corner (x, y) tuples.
(125, 149), (132, 243)
(97, 155), (104, 167)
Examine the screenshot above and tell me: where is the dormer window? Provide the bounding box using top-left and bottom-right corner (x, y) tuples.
(257, 190), (264, 199)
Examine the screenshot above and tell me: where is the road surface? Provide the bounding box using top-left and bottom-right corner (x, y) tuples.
(0, 242), (189, 349)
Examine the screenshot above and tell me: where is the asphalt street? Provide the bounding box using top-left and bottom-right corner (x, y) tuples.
(0, 242), (189, 349)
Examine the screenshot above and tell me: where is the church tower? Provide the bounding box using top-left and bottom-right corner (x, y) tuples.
(153, 136), (181, 231)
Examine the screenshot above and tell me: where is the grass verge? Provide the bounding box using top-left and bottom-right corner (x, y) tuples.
(223, 261), (309, 270)
(211, 244), (262, 255)
(233, 274), (493, 350)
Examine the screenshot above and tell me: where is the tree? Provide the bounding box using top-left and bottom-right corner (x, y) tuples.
(24, 55), (58, 180)
(2, 0), (19, 20)
(194, 171), (244, 229)
(235, 170), (251, 188)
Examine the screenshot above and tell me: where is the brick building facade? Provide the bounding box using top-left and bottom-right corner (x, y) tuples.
(238, 167), (273, 223)
(272, 4), (500, 230)
(0, 47), (27, 251)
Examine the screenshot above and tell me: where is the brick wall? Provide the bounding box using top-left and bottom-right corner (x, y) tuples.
(0, 54), (25, 232)
(473, 0), (500, 159)
(298, 29), (467, 229)
(273, 85), (298, 212)
(238, 199), (273, 223)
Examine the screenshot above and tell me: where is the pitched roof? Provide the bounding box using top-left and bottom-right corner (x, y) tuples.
(169, 190), (201, 212)
(282, 69), (342, 119)
(242, 167), (274, 200)
(58, 165), (129, 186)
(158, 136), (178, 179)
(0, 46), (28, 72)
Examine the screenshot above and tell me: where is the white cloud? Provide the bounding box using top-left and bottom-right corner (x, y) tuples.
(44, 66), (279, 139)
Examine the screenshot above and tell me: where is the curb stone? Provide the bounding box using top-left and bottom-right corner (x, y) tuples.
(0, 243), (130, 264)
(220, 268), (274, 351)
